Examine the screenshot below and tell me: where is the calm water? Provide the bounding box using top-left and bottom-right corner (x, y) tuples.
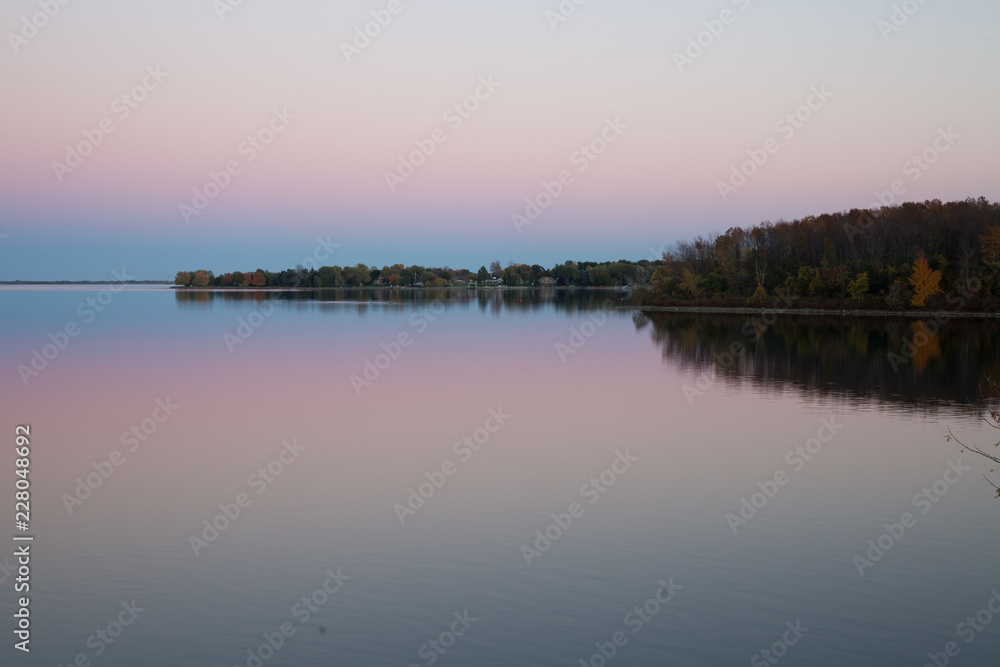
(1, 287), (998, 666)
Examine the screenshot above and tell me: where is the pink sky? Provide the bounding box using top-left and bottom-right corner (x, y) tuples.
(1, 0), (998, 278)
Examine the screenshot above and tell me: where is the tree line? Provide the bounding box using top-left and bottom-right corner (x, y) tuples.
(646, 198), (1000, 310)
(174, 259), (657, 289)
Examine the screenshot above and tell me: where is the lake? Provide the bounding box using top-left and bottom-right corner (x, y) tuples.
(1, 286), (998, 666)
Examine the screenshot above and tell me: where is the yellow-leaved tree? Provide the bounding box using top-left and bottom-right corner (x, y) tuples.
(679, 267), (702, 301)
(909, 256), (942, 307)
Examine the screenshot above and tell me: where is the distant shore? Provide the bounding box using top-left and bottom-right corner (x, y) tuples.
(0, 281), (170, 285)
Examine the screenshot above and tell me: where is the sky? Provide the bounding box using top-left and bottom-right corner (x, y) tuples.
(0, 0), (998, 280)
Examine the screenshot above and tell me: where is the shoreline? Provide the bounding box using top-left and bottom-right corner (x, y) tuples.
(629, 305), (1000, 319)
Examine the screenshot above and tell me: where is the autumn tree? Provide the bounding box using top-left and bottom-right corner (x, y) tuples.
(650, 265), (674, 295)
(909, 256), (942, 307)
(747, 284), (768, 306)
(251, 271), (267, 287)
(175, 271), (190, 286)
(679, 267), (702, 300)
(847, 272), (869, 305)
(192, 271), (210, 287)
(489, 260), (502, 276)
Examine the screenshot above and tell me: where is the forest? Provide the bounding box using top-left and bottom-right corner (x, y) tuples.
(643, 197), (1000, 310)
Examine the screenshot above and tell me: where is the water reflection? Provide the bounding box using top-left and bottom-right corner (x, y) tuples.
(639, 312), (1000, 410)
(173, 289), (1000, 410)
(172, 286), (633, 313)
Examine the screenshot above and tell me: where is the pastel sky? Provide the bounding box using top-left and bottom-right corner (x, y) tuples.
(1, 0), (998, 280)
